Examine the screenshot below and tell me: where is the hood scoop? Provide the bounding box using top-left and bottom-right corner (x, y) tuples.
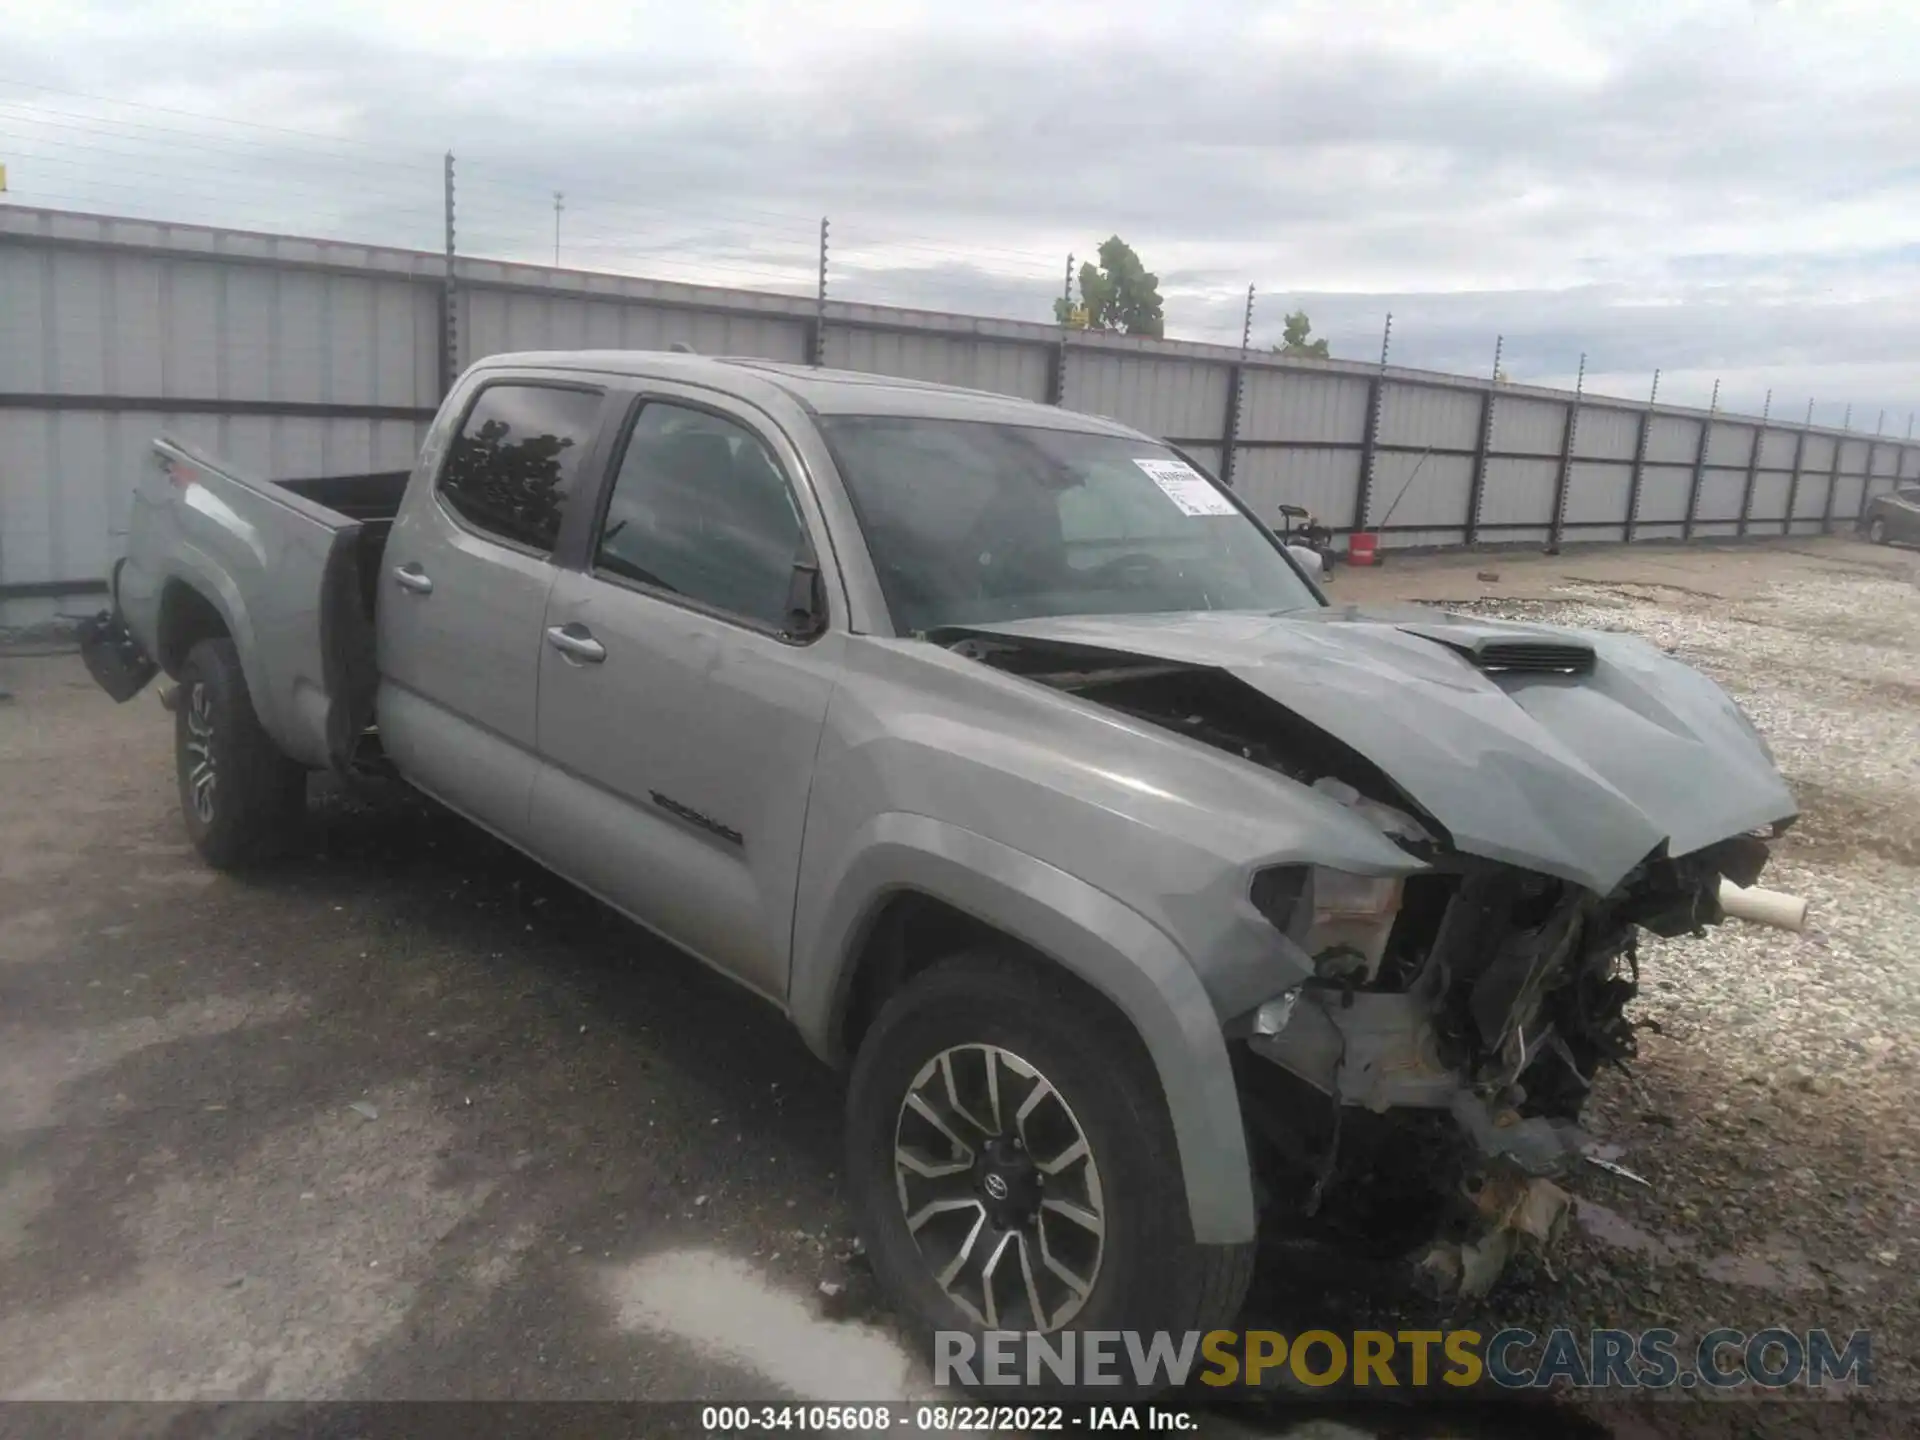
(1394, 622), (1596, 676)
(1469, 638), (1596, 675)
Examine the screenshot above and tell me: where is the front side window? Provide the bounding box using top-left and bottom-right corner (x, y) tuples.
(437, 384), (604, 552)
(593, 401), (808, 629)
(818, 415), (1321, 634)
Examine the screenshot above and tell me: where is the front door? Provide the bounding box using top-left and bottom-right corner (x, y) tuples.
(377, 378), (608, 839)
(528, 390), (843, 1002)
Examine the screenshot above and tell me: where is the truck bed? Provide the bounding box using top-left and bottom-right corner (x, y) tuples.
(278, 471), (411, 621)
(105, 439), (416, 771)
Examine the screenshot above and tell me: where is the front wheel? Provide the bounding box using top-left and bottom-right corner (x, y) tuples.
(845, 952), (1252, 1378)
(1867, 516), (1887, 544)
(175, 638), (308, 868)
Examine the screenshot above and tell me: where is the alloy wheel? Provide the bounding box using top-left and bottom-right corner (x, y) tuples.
(892, 1043), (1106, 1332)
(185, 682), (217, 823)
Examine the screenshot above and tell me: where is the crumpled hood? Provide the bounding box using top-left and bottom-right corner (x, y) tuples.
(959, 604), (1797, 895)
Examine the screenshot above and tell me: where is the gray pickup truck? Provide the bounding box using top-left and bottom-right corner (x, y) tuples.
(82, 351), (1796, 1344)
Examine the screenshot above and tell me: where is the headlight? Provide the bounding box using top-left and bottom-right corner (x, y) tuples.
(1253, 864), (1405, 984)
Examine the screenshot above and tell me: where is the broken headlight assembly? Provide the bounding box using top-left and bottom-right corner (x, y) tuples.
(1252, 863), (1406, 986)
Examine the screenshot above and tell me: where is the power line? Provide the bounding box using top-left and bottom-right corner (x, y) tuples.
(0, 76), (439, 162)
(0, 101), (441, 175)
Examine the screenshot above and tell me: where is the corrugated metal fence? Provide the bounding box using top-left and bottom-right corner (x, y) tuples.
(4, 204), (1915, 624)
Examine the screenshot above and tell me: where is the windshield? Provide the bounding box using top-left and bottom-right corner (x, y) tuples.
(819, 415), (1322, 634)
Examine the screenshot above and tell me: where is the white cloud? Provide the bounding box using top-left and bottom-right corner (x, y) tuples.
(3, 0), (1918, 416)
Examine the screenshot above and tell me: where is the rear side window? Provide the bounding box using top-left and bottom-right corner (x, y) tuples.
(437, 384), (604, 552)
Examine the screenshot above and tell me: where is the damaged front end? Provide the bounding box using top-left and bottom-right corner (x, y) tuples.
(938, 613), (1797, 1297)
(1230, 829), (1771, 1295)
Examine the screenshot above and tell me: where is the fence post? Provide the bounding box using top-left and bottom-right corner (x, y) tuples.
(441, 151), (458, 395)
(1549, 352), (1585, 552)
(1352, 313), (1391, 534)
(1859, 437), (1878, 523)
(1682, 378), (1720, 541)
(809, 217), (830, 367)
(1782, 400), (1812, 538)
(1737, 389), (1771, 538)
(1048, 252), (1073, 405)
(1219, 284), (1253, 488)
(1819, 406), (1848, 535)
(1464, 335), (1501, 546)
(1624, 369), (1658, 544)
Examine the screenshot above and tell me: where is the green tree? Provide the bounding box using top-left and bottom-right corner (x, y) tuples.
(1054, 236), (1165, 337)
(1272, 310), (1330, 359)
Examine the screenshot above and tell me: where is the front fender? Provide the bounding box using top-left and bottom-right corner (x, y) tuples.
(790, 811), (1256, 1245)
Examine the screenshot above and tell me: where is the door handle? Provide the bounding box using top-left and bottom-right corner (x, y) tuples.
(545, 623), (607, 664)
(392, 563), (434, 595)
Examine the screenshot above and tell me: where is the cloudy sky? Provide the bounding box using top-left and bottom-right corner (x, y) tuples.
(6, 0), (1919, 421)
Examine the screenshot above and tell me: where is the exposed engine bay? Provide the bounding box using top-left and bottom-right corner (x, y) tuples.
(939, 612), (1798, 1293)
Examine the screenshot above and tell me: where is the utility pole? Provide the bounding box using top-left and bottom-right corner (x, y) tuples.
(553, 191), (564, 266)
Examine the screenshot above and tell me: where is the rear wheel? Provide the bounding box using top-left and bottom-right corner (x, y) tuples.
(1868, 516), (1887, 544)
(846, 951), (1253, 1384)
(175, 638), (307, 868)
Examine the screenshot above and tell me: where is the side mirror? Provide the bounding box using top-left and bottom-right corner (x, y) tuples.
(784, 556), (828, 639)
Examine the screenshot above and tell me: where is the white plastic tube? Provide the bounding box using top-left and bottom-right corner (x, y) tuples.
(1718, 879), (1810, 933)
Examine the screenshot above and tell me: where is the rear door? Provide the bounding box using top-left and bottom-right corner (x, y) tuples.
(527, 386), (844, 1002)
(377, 376), (610, 839)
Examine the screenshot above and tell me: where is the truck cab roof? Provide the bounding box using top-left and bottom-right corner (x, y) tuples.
(466, 350), (1150, 435)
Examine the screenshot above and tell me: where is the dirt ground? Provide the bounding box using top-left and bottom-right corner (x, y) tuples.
(1, 536), (1914, 1436)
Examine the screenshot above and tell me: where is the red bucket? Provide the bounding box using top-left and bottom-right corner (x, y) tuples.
(1347, 532), (1380, 566)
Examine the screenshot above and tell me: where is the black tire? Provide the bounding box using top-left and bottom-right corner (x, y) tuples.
(846, 951), (1253, 1389)
(175, 638), (307, 869)
(1867, 516), (1887, 544)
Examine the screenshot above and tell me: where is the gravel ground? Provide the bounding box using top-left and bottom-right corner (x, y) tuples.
(1, 538), (1913, 1438)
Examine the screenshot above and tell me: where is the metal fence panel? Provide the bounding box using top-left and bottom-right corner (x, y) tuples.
(1233, 446), (1361, 527)
(1370, 452), (1471, 536)
(1066, 351), (1230, 439)
(1376, 382), (1481, 450)
(1801, 433), (1837, 473)
(1479, 456), (1558, 528)
(1636, 463), (1696, 522)
(836, 329), (1049, 401)
(1705, 422), (1754, 468)
(1488, 396), (1567, 456)
(1573, 407), (1640, 461)
(1748, 470), (1791, 525)
(1757, 429), (1799, 469)
(1562, 460), (1632, 528)
(1646, 415), (1702, 464)
(1238, 368), (1369, 443)
(6, 206), (1920, 619)
(1694, 468), (1747, 523)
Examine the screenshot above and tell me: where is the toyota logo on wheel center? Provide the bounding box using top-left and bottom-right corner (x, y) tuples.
(983, 1172), (1010, 1201)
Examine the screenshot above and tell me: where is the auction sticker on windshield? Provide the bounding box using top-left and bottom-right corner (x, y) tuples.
(1134, 457), (1236, 516)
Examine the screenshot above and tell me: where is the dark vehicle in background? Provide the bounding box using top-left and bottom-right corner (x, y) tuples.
(1861, 486), (1920, 546)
